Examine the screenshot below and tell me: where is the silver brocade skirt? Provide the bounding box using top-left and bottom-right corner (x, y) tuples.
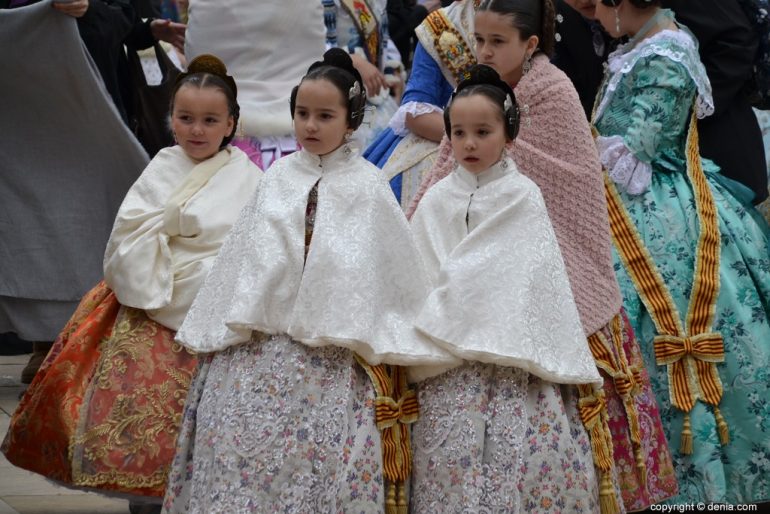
(162, 332), (384, 514)
(411, 362), (602, 513)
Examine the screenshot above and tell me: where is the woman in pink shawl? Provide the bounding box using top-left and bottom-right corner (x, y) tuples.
(407, 0), (678, 511)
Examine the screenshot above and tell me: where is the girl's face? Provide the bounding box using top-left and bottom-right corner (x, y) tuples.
(474, 11), (539, 87)
(293, 79), (350, 156)
(448, 94), (507, 174)
(171, 85), (234, 162)
(565, 0), (597, 19)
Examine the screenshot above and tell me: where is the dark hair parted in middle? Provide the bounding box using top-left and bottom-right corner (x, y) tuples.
(170, 54), (240, 148)
(444, 64), (521, 141)
(289, 48), (368, 130)
(477, 0), (557, 57)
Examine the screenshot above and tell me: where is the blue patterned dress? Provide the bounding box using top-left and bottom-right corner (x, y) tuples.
(594, 11), (770, 505)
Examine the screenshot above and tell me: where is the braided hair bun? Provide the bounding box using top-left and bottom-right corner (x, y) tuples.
(444, 64), (521, 141)
(290, 48), (368, 130)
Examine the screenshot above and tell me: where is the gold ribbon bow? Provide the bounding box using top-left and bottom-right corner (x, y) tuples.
(355, 357), (416, 514)
(597, 110), (728, 454)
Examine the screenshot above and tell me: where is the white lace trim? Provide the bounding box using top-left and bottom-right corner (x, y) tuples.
(389, 101), (443, 136)
(595, 29), (714, 122)
(596, 135), (652, 195)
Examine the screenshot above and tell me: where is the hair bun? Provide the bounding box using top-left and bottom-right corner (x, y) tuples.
(187, 54), (229, 77)
(459, 64), (509, 91)
(322, 48), (355, 73)
(179, 53), (238, 101)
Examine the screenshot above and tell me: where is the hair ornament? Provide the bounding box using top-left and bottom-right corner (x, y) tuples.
(349, 80), (362, 100)
(504, 94), (514, 112)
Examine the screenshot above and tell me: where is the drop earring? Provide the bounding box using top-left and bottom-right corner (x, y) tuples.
(343, 132), (353, 156)
(614, 7), (621, 34)
(522, 53), (532, 75)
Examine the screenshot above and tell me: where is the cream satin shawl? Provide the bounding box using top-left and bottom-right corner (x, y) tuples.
(409, 158), (601, 384)
(103, 146), (263, 330)
(176, 146), (456, 367)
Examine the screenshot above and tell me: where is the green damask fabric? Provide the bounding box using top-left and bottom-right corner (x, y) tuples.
(595, 26), (770, 505)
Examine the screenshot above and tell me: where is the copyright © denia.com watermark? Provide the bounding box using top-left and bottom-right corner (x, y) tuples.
(650, 504), (758, 512)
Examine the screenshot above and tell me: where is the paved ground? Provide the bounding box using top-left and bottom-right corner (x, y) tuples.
(0, 354), (129, 514)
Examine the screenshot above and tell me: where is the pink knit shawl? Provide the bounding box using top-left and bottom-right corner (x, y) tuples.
(407, 54), (622, 336)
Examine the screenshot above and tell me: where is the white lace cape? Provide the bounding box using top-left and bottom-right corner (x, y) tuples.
(408, 158), (601, 385)
(175, 146), (456, 367)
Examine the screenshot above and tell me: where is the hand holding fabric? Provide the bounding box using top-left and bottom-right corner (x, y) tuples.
(151, 19), (186, 52)
(53, 0), (88, 18)
(350, 52), (388, 97)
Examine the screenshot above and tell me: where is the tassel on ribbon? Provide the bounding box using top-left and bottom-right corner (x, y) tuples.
(578, 384), (620, 514)
(599, 111), (727, 454)
(588, 315), (648, 488)
(355, 357), (417, 514)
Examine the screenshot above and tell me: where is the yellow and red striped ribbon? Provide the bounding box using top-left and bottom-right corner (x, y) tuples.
(355, 357), (417, 514)
(600, 111), (727, 454)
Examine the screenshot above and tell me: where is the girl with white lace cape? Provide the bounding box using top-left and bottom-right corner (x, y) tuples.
(162, 48), (455, 513)
(407, 64), (603, 513)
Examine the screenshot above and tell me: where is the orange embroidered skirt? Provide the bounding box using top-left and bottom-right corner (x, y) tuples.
(1, 281), (197, 498)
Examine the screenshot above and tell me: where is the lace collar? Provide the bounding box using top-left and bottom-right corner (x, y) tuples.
(595, 11), (714, 123)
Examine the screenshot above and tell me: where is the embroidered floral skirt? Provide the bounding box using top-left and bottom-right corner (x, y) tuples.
(162, 333), (384, 514)
(410, 362), (600, 513)
(614, 170), (770, 505)
(1, 281), (197, 498)
(592, 312), (678, 511)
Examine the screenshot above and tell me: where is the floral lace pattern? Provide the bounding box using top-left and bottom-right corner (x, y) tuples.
(162, 333), (384, 513)
(597, 135), (653, 195)
(411, 363), (600, 513)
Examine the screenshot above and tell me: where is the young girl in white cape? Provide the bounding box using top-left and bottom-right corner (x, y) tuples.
(408, 65), (603, 513)
(2, 55), (262, 509)
(162, 48), (454, 513)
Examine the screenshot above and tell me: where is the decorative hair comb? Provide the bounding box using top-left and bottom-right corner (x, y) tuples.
(349, 81), (362, 99)
(504, 94), (513, 112)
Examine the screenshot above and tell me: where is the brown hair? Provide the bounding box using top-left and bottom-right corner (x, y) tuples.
(477, 0), (556, 57)
(170, 55), (240, 148)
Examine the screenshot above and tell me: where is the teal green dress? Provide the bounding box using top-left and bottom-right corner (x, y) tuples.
(594, 10), (770, 505)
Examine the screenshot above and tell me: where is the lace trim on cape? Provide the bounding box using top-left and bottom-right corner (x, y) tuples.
(595, 29), (714, 122)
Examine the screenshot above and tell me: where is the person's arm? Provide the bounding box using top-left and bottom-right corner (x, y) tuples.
(596, 57), (693, 195)
(397, 43), (453, 142)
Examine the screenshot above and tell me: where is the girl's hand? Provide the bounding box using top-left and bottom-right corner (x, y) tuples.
(151, 19), (186, 52)
(350, 53), (388, 97)
(52, 0), (89, 18)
